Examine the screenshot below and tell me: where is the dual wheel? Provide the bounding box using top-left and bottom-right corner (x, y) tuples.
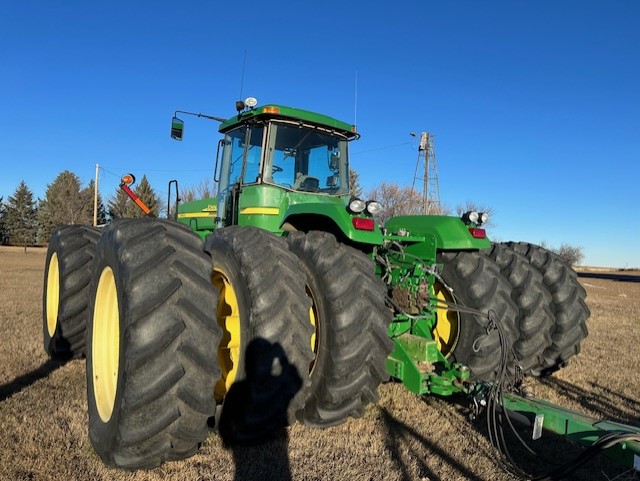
(44, 219), (220, 468)
(433, 243), (589, 381)
(206, 228), (393, 433)
(43, 222), (393, 468)
(43, 225), (101, 359)
(85, 219), (220, 469)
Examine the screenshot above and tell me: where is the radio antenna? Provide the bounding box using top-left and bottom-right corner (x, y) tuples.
(354, 69), (358, 128)
(239, 49), (247, 100)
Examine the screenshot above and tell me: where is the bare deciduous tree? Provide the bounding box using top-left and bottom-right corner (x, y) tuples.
(455, 200), (496, 228)
(364, 182), (452, 225)
(179, 179), (217, 203)
(540, 242), (585, 267)
(364, 182), (424, 225)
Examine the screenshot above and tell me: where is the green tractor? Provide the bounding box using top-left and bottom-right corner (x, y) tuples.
(43, 98), (639, 473)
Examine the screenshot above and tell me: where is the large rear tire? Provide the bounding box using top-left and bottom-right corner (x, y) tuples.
(287, 231), (393, 428)
(43, 225), (100, 359)
(86, 218), (220, 469)
(204, 226), (313, 443)
(505, 242), (589, 375)
(437, 250), (518, 381)
(485, 243), (554, 375)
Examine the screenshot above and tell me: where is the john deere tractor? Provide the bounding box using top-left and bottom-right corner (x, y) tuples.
(43, 98), (640, 474)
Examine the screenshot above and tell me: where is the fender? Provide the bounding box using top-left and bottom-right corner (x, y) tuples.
(282, 203), (384, 245)
(385, 215), (491, 251)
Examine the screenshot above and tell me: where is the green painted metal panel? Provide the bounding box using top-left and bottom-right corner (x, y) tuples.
(176, 197), (218, 235)
(502, 393), (640, 470)
(234, 184), (384, 244)
(385, 215), (491, 251)
(386, 334), (468, 396)
(219, 104), (357, 138)
(283, 203), (383, 245)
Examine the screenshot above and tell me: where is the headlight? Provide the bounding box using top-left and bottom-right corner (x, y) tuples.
(348, 198), (366, 213)
(366, 201), (382, 215)
(479, 212), (489, 224)
(466, 211), (479, 223)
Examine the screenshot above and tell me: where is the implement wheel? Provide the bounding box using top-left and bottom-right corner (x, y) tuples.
(287, 231), (393, 428)
(204, 226), (313, 443)
(485, 243), (554, 375)
(437, 250), (518, 381)
(505, 242), (589, 375)
(43, 225), (100, 359)
(86, 218), (220, 469)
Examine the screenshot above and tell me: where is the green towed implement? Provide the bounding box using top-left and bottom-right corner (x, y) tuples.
(42, 98), (639, 476)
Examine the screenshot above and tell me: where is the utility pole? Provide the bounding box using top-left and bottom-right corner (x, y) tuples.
(94, 164), (99, 226)
(411, 132), (441, 214)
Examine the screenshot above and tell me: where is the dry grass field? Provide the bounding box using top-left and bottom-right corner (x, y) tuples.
(0, 245), (638, 481)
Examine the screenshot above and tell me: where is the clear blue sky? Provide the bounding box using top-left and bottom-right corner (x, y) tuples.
(1, 1), (638, 267)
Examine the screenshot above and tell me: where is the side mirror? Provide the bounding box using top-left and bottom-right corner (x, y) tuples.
(329, 151), (340, 171)
(326, 174), (339, 188)
(171, 116), (184, 141)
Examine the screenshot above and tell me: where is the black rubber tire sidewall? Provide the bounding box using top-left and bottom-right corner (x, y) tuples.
(505, 242), (589, 375)
(42, 225), (100, 359)
(287, 231), (393, 428)
(86, 223), (127, 465)
(485, 243), (554, 375)
(86, 218), (220, 469)
(437, 250), (518, 381)
(204, 226), (313, 444)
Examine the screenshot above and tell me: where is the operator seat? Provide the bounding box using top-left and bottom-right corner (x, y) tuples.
(293, 174), (320, 192)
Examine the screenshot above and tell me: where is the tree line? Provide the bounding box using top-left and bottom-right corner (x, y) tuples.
(0, 170), (583, 266)
(0, 171), (161, 248)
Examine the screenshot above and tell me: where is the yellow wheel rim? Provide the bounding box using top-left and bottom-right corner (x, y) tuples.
(45, 253), (60, 337)
(213, 269), (241, 401)
(307, 286), (319, 374)
(92, 266), (120, 423)
(309, 306), (317, 353)
(433, 282), (460, 357)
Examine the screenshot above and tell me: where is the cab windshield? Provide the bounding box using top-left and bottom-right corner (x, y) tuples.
(263, 122), (350, 195)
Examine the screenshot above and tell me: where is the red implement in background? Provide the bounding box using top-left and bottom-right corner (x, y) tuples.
(119, 174), (154, 217)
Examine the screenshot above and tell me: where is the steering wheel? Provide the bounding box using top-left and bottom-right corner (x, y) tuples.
(272, 164), (283, 173)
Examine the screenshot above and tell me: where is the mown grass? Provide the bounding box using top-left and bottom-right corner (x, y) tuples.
(0, 247), (638, 481)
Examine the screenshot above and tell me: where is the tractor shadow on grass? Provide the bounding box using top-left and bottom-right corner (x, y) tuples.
(538, 376), (640, 426)
(391, 393), (638, 481)
(460, 379), (640, 481)
(217, 338), (302, 481)
(0, 358), (67, 402)
(378, 403), (482, 481)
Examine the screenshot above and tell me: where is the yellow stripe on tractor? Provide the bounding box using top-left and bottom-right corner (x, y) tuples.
(177, 212), (216, 219)
(239, 207), (280, 215)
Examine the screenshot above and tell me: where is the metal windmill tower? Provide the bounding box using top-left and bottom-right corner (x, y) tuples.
(411, 132), (441, 214)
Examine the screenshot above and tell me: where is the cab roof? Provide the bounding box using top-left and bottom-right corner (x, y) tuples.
(219, 104), (359, 139)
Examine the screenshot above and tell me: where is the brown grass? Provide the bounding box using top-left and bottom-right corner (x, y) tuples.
(0, 246), (638, 481)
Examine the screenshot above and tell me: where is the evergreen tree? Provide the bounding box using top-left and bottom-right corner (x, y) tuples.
(6, 181), (38, 249)
(133, 175), (160, 217)
(108, 175), (160, 219)
(349, 169), (363, 197)
(37, 170), (94, 242)
(107, 187), (130, 220)
(82, 180), (107, 225)
(0, 196), (7, 245)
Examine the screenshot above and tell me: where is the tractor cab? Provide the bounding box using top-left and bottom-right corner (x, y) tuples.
(173, 99), (383, 245)
(215, 100), (356, 227)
